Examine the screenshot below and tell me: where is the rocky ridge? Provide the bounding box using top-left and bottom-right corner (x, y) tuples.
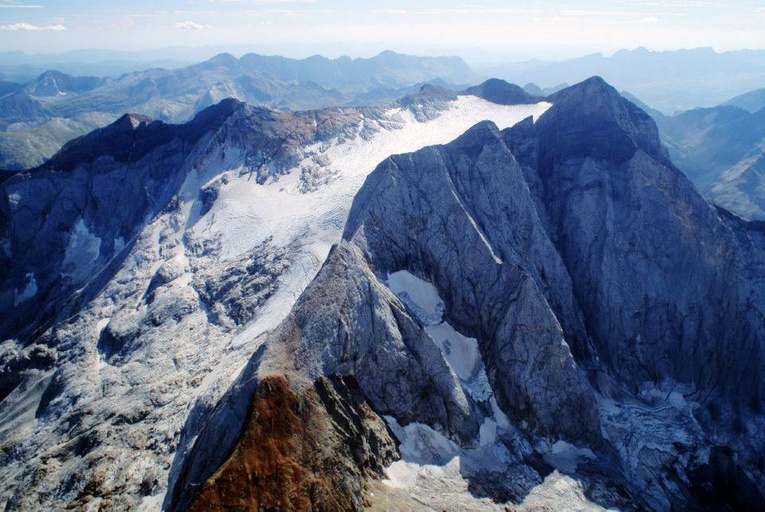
(0, 86), (549, 510)
(172, 77), (765, 510)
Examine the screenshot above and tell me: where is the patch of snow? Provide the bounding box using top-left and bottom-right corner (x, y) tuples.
(446, 174), (504, 265)
(193, 97), (549, 266)
(518, 471), (614, 512)
(384, 456), (462, 491)
(7, 192), (21, 208)
(425, 322), (481, 383)
(386, 416), (460, 465)
(382, 416), (465, 491)
(490, 397), (511, 429)
(543, 440), (596, 474)
(478, 397), (511, 447)
(95, 318), (110, 337)
(137, 491), (165, 512)
(114, 236), (126, 255)
(62, 218), (102, 281)
(385, 270), (443, 326)
(13, 272), (37, 306)
(668, 391), (687, 411)
(384, 270), (493, 404)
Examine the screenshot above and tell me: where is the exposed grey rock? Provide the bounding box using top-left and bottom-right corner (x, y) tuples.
(706, 152), (765, 219)
(648, 102), (765, 220)
(655, 105), (765, 188)
(465, 78), (543, 105)
(344, 121), (599, 443)
(1, 92), (536, 510)
(538, 78), (764, 410)
(179, 76), (765, 510)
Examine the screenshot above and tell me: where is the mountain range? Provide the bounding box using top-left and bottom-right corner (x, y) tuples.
(0, 51), (475, 171)
(2, 73), (764, 510)
(485, 46), (765, 114)
(5, 46), (765, 175)
(643, 100), (765, 220)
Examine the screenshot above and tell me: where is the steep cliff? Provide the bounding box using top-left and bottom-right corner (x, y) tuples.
(175, 78), (765, 510)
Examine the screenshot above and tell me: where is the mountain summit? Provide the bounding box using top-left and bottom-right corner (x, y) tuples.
(1, 76), (763, 510)
(171, 78), (765, 510)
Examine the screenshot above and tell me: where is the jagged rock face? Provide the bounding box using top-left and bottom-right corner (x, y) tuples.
(0, 91), (548, 510)
(278, 243), (481, 442)
(343, 123), (599, 443)
(0, 99), (267, 348)
(179, 77), (765, 510)
(537, 78), (764, 410)
(185, 374), (398, 512)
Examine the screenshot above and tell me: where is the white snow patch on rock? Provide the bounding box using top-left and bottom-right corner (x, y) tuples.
(543, 440), (596, 474)
(7, 192), (21, 208)
(384, 270), (494, 404)
(385, 270), (444, 326)
(13, 272), (37, 306)
(194, 97), (549, 273)
(518, 471), (614, 512)
(114, 236), (126, 255)
(63, 218), (101, 281)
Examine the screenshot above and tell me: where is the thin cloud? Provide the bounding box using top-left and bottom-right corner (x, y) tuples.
(371, 7), (544, 17)
(0, 0), (42, 7)
(560, 9), (652, 18)
(0, 22), (65, 30)
(198, 0), (314, 3)
(174, 20), (204, 30)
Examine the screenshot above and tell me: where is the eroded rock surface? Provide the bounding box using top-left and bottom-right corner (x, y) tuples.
(177, 77), (765, 511)
(0, 91), (548, 510)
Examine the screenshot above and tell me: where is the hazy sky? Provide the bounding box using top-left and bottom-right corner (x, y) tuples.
(1, 0), (764, 60)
